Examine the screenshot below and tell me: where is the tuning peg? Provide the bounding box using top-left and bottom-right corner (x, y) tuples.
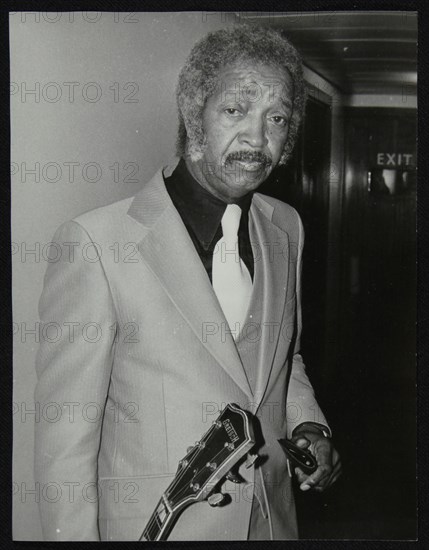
(207, 493), (225, 507)
(245, 453), (258, 469)
(225, 470), (244, 484)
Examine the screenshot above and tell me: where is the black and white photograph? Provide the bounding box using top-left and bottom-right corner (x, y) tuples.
(10, 10), (417, 541)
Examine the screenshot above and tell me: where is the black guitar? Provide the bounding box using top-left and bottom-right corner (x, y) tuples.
(140, 403), (255, 541)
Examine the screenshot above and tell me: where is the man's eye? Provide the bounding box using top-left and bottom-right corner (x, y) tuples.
(224, 108), (241, 116)
(270, 115), (287, 127)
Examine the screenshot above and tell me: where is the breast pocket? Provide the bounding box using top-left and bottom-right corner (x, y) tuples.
(98, 473), (175, 520)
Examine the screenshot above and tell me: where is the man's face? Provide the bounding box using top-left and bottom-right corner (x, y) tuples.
(190, 61), (293, 202)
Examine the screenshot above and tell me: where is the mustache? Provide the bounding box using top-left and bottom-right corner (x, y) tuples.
(224, 150), (272, 167)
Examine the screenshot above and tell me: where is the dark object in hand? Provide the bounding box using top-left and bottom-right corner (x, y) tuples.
(278, 438), (317, 474)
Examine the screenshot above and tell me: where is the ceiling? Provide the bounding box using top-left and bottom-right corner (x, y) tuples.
(239, 11), (417, 96)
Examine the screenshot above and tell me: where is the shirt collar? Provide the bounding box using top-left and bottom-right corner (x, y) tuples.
(165, 158), (253, 250)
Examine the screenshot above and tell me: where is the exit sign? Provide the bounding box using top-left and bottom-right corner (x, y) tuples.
(376, 153), (414, 166)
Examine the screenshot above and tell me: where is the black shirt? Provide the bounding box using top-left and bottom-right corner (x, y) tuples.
(165, 158), (254, 283)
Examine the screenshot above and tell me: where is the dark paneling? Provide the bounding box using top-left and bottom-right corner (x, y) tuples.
(332, 107), (417, 539)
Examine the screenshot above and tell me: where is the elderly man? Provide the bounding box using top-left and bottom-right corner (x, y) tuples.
(34, 25), (341, 541)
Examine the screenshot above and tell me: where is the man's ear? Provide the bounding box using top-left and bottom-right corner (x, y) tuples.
(185, 135), (206, 163)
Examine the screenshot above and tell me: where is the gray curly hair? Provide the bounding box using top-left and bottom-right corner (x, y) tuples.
(176, 24), (306, 165)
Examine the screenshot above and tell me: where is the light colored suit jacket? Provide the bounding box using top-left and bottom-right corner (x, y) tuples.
(34, 159), (329, 541)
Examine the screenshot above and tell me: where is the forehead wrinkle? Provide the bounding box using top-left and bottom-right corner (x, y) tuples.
(219, 74), (289, 91)
(214, 81), (293, 107)
(212, 65), (293, 108)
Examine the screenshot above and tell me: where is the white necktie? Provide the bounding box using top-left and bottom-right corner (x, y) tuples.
(212, 204), (253, 338)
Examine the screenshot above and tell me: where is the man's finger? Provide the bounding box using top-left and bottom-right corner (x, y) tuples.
(329, 470), (342, 486)
(315, 461), (343, 491)
(298, 463), (332, 490)
(326, 461), (342, 485)
(311, 439), (332, 464)
(327, 458), (342, 480)
(292, 436), (311, 449)
(294, 466), (308, 484)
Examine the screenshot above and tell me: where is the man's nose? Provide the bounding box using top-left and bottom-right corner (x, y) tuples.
(238, 116), (268, 149)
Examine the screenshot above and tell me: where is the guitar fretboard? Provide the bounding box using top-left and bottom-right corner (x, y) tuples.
(142, 495), (171, 541)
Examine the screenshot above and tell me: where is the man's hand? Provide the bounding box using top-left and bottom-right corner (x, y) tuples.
(291, 423), (342, 492)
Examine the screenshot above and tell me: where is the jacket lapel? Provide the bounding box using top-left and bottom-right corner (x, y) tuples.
(249, 195), (290, 412)
(127, 164), (253, 399)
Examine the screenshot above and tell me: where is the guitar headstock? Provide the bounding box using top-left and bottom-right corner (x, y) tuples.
(165, 403), (255, 509)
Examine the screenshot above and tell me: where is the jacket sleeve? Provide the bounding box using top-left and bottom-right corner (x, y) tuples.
(34, 220), (117, 540)
(285, 212), (331, 439)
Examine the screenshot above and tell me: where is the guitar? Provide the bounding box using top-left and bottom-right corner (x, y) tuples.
(140, 403), (255, 541)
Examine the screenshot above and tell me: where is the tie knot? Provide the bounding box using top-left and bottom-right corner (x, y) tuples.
(221, 204), (242, 240)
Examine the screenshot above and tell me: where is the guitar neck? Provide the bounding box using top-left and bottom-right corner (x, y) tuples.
(140, 493), (178, 541)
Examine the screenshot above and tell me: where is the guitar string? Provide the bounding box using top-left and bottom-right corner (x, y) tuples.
(145, 439), (243, 538)
(143, 450), (227, 540)
(165, 423), (217, 494)
(168, 447), (231, 503)
(143, 415), (248, 539)
(143, 447), (226, 538)
(166, 412), (246, 496)
(143, 425), (219, 537)
(167, 431), (235, 498)
(143, 444), (234, 538)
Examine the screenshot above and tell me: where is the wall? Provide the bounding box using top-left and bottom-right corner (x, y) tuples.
(11, 12), (233, 540)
